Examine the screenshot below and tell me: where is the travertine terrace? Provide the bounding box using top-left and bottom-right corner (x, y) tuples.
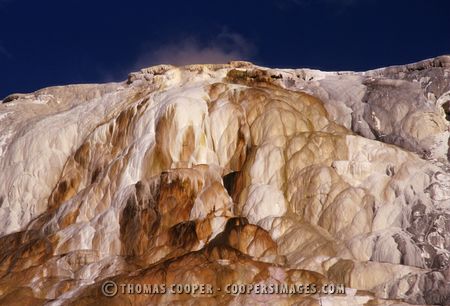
(0, 56), (450, 305)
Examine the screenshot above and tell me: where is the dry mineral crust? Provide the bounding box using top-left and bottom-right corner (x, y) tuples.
(0, 56), (450, 305)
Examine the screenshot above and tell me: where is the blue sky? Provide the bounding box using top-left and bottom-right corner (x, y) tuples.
(0, 0), (449, 98)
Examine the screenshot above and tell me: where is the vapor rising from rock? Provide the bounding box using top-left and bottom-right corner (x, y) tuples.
(135, 30), (255, 67)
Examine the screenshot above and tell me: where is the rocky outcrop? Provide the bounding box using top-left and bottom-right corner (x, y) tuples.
(0, 57), (449, 305)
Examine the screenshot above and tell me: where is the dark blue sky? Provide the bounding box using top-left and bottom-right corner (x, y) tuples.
(0, 0), (449, 98)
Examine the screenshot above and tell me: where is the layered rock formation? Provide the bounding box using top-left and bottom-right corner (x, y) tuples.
(0, 56), (449, 305)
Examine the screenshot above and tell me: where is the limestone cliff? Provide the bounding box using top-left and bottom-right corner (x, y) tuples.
(0, 57), (450, 305)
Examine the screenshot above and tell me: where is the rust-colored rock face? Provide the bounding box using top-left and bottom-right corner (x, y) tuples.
(0, 58), (450, 305)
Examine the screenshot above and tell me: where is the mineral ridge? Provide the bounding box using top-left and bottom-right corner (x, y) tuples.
(0, 56), (450, 305)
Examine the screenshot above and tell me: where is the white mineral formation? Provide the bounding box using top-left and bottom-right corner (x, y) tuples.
(0, 57), (449, 305)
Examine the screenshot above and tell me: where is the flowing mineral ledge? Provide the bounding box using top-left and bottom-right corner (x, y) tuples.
(0, 57), (449, 305)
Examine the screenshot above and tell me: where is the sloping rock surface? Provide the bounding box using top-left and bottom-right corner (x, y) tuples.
(0, 57), (449, 305)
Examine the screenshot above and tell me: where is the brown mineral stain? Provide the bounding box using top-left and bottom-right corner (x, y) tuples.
(180, 125), (195, 162)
